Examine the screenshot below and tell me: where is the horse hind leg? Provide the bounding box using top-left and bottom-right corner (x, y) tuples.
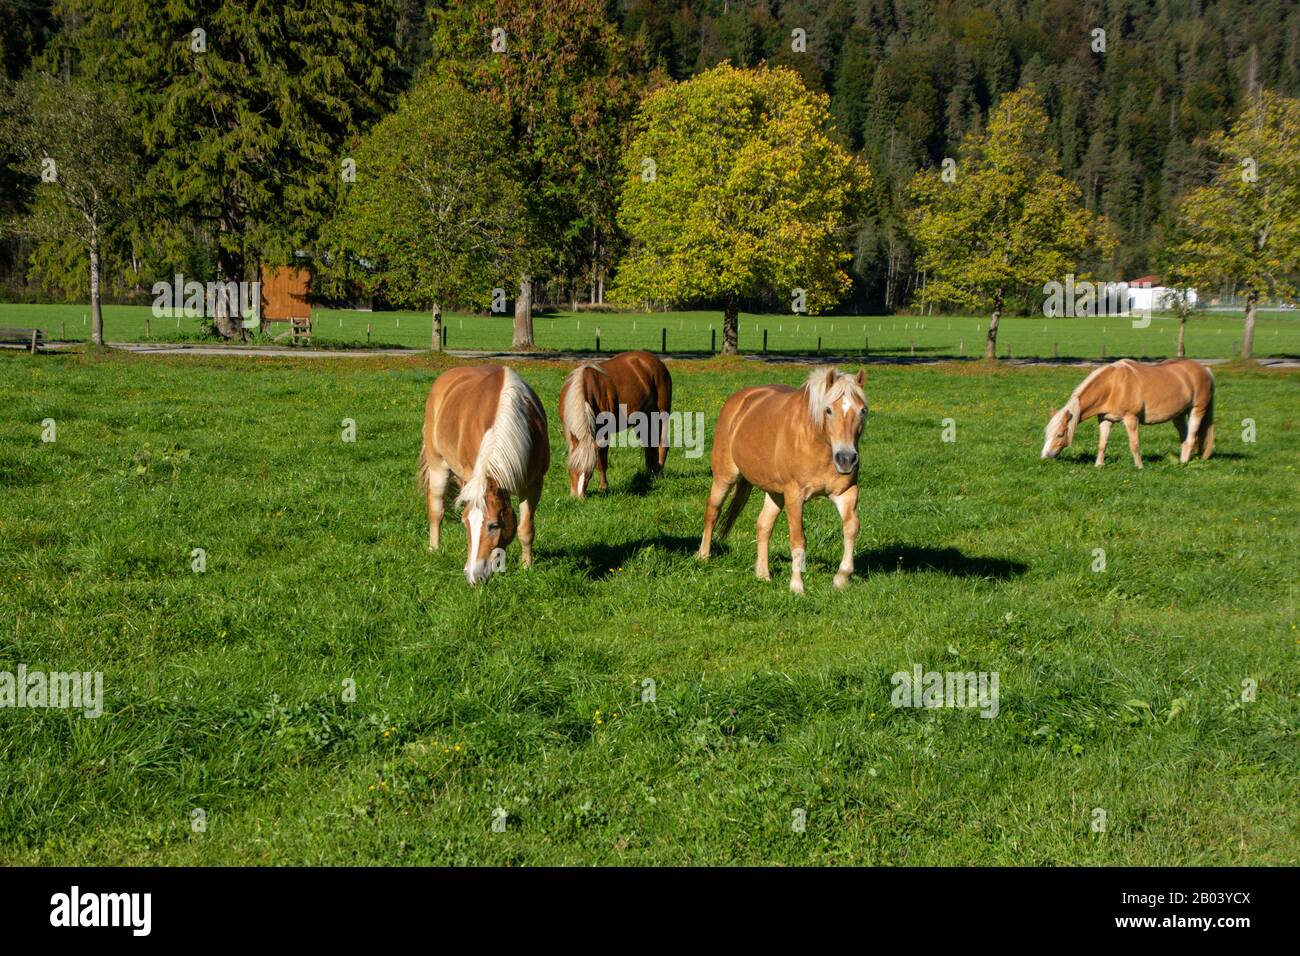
(699, 472), (748, 560)
(1173, 413), (1193, 464)
(1123, 414), (1143, 469)
(653, 390), (672, 473)
(1196, 394), (1215, 459)
(697, 476), (731, 559)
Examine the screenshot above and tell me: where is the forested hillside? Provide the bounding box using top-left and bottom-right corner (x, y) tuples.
(2, 0), (1297, 314)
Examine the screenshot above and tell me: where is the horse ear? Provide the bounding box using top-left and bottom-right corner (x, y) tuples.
(823, 366), (838, 389)
(856, 367), (867, 387)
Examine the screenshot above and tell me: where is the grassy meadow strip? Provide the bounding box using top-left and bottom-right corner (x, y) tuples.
(0, 348), (1295, 864)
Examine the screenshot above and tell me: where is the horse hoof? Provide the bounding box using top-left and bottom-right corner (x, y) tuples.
(789, 580), (804, 595)
(756, 570), (771, 582)
(834, 572), (851, 589)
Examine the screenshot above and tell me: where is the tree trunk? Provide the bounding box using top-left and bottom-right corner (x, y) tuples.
(88, 225), (104, 346)
(431, 303), (442, 352)
(1176, 314), (1186, 358)
(513, 276), (534, 348)
(722, 292), (739, 355)
(984, 286), (1004, 360)
(212, 246), (244, 340)
(1242, 291), (1257, 359)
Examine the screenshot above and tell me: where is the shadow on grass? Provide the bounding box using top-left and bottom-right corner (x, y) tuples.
(1058, 450), (1246, 466)
(855, 543), (1027, 580)
(566, 534), (700, 580)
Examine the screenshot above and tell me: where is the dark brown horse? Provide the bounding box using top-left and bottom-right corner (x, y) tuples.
(420, 364), (549, 584)
(698, 367), (869, 594)
(558, 349), (673, 496)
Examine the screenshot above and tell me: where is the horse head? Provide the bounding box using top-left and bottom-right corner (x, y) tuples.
(809, 366), (868, 474)
(461, 480), (517, 584)
(1041, 403), (1077, 459)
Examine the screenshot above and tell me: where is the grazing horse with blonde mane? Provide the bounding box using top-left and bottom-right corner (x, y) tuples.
(1041, 358), (1214, 468)
(558, 349), (673, 497)
(420, 364), (549, 584)
(698, 367), (868, 594)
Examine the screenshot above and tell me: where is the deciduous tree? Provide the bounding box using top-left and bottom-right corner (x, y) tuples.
(1172, 90), (1300, 360)
(318, 77), (522, 350)
(0, 76), (140, 345)
(910, 86), (1111, 360)
(614, 63), (868, 355)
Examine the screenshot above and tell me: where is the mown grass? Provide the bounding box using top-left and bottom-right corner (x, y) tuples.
(3, 300), (1300, 360)
(0, 348), (1295, 865)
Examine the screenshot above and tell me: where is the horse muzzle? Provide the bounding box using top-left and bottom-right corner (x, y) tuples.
(833, 448), (859, 474)
(465, 548), (507, 585)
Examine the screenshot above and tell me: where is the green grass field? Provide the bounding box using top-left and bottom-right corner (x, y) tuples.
(0, 347), (1296, 864)
(4, 301), (1300, 359)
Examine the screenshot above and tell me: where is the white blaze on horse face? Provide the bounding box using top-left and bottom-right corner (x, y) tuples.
(1042, 410), (1068, 459)
(465, 506), (485, 582)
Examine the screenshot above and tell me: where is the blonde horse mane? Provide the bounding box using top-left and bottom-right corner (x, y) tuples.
(456, 367), (540, 509)
(804, 366), (866, 427)
(561, 364), (603, 476)
(1048, 363), (1117, 446)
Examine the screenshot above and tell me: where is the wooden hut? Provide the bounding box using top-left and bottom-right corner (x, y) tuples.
(259, 265), (312, 342)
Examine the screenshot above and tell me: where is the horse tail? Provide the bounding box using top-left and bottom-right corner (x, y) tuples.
(562, 365), (599, 477)
(418, 439), (433, 496)
(1198, 376), (1215, 460)
(656, 369), (673, 470)
(715, 478), (753, 543)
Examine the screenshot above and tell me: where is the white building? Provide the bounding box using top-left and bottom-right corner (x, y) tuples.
(1126, 275), (1197, 313)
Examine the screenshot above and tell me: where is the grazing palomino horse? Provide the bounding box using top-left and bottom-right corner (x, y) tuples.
(1041, 358), (1215, 468)
(698, 367), (869, 594)
(420, 364), (549, 584)
(558, 349), (673, 497)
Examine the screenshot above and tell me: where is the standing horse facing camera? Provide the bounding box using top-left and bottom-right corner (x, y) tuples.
(1041, 358), (1215, 468)
(558, 349), (673, 497)
(698, 367), (868, 594)
(420, 364), (549, 584)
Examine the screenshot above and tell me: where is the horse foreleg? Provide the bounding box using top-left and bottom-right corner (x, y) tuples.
(596, 444), (609, 492)
(785, 493), (807, 595)
(754, 493), (782, 582)
(697, 476), (733, 559)
(425, 455), (451, 551)
(1095, 419), (1112, 467)
(831, 486), (859, 590)
(518, 486), (538, 569)
(1123, 415), (1143, 469)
